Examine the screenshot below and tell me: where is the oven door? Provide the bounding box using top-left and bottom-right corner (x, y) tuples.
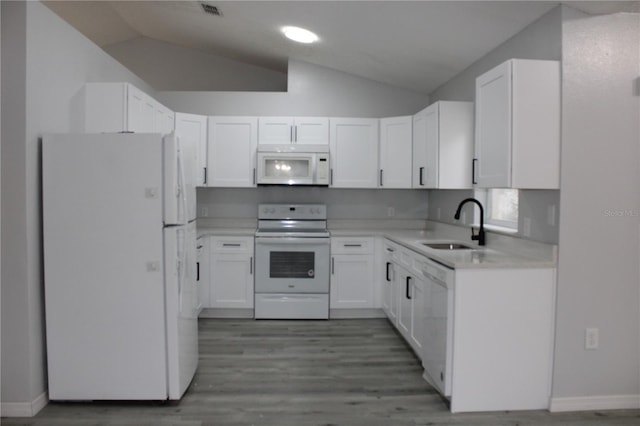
(255, 237), (330, 293)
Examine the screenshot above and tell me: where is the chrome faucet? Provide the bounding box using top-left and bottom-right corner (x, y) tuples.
(454, 198), (486, 246)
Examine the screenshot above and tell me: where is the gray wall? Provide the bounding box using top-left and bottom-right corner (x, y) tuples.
(1, 1), (152, 408)
(427, 6), (563, 245)
(157, 60), (429, 117)
(553, 7), (640, 401)
(104, 37), (288, 92)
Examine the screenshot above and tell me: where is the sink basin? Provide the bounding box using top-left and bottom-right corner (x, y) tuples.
(422, 242), (475, 250)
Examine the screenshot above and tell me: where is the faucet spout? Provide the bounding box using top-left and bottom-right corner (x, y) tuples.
(454, 198), (486, 246)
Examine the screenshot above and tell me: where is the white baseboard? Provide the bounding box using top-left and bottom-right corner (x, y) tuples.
(550, 394), (640, 412)
(1, 391), (48, 418)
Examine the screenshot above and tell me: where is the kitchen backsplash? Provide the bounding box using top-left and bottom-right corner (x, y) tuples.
(197, 187), (429, 220)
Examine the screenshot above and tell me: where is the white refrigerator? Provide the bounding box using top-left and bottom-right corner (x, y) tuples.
(42, 132), (198, 400)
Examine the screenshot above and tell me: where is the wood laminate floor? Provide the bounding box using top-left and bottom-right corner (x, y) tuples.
(3, 318), (639, 425)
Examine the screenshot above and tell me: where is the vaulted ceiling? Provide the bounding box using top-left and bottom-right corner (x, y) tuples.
(45, 1), (640, 94)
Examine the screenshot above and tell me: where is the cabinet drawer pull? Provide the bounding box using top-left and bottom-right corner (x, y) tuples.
(406, 276), (412, 300)
(331, 257), (335, 275)
(330, 168), (334, 186)
(343, 244), (362, 248)
(203, 167), (208, 185)
(386, 262), (392, 281)
(419, 166), (425, 186)
(223, 243), (242, 247)
(379, 169), (384, 187)
(386, 247), (395, 253)
(196, 262), (200, 281)
(250, 257), (253, 275)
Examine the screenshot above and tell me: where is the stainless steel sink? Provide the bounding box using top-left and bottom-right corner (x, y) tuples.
(422, 242), (475, 250)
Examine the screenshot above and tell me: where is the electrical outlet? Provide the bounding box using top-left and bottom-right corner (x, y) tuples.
(201, 207), (208, 217)
(585, 328), (599, 350)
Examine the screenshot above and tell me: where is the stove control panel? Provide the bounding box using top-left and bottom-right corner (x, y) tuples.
(258, 204), (327, 220)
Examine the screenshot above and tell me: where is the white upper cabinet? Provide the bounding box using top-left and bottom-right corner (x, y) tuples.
(329, 118), (379, 188)
(207, 117), (258, 187)
(413, 101), (474, 189)
(258, 117), (329, 145)
(474, 59), (560, 189)
(83, 82), (173, 134)
(175, 113), (208, 187)
(379, 116), (413, 188)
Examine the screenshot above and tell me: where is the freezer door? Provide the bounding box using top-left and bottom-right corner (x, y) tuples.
(164, 222), (199, 399)
(163, 133), (188, 225)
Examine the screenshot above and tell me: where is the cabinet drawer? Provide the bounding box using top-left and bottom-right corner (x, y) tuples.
(331, 237), (374, 254)
(211, 236), (253, 253)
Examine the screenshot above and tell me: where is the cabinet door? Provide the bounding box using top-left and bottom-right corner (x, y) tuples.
(258, 117), (294, 144)
(474, 60), (512, 188)
(176, 113), (208, 186)
(412, 107), (429, 189)
(409, 275), (426, 357)
(329, 118), (379, 188)
(208, 117), (258, 187)
(210, 253), (253, 308)
(155, 104), (175, 135)
(210, 237), (254, 309)
(127, 84), (156, 133)
(397, 268), (412, 337)
(379, 116), (413, 188)
(330, 254), (374, 309)
(293, 117), (329, 144)
(413, 105), (439, 188)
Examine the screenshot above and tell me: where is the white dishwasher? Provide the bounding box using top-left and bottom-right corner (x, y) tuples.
(421, 257), (455, 397)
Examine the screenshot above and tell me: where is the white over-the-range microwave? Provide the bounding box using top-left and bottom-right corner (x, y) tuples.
(256, 144), (330, 186)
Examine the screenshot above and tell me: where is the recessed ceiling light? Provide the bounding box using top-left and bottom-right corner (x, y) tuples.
(281, 26), (319, 44)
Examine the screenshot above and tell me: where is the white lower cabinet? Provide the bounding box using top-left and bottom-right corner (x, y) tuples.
(330, 237), (375, 311)
(209, 236), (254, 309)
(382, 238), (555, 413)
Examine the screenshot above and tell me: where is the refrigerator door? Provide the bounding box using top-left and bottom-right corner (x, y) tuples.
(163, 133), (188, 225)
(164, 221), (199, 399)
(43, 133), (168, 400)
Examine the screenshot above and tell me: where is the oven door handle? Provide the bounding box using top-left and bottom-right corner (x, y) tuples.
(255, 238), (330, 245)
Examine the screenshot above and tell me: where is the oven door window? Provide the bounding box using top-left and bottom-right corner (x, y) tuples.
(264, 158), (311, 179)
(270, 251), (315, 278)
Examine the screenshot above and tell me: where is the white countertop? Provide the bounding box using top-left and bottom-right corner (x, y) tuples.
(198, 220), (557, 270)
(332, 227), (556, 269)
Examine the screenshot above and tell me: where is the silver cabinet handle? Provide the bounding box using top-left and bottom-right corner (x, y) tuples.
(379, 169), (384, 186)
(343, 244), (362, 248)
(331, 257), (335, 275)
(250, 256), (253, 275)
(223, 243), (242, 247)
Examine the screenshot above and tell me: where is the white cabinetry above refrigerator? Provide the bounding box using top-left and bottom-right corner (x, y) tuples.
(81, 82), (174, 134)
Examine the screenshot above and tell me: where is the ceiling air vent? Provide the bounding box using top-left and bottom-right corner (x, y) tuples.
(200, 3), (222, 17)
